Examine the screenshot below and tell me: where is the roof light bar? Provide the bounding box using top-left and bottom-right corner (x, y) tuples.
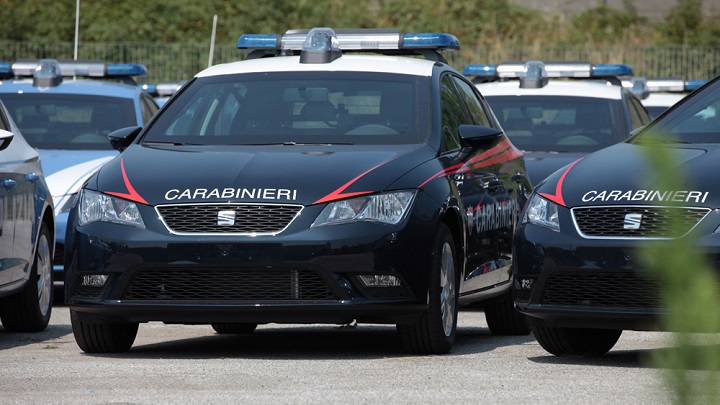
(644, 78), (709, 93)
(237, 28), (460, 52)
(464, 61), (633, 79)
(9, 60), (147, 78)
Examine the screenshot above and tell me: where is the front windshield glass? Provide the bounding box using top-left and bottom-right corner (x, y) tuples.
(485, 95), (619, 152)
(638, 79), (720, 144)
(0, 94), (136, 150)
(142, 72), (429, 145)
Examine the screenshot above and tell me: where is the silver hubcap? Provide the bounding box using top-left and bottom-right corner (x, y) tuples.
(439, 241), (456, 337)
(36, 234), (52, 317)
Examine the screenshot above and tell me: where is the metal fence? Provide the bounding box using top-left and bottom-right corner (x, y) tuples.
(1, 40), (718, 82)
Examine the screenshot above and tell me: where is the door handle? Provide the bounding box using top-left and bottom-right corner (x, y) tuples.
(26, 173), (40, 183)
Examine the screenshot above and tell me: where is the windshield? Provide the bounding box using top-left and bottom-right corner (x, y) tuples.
(484, 96), (621, 152)
(0, 94), (136, 150)
(142, 72), (430, 145)
(637, 79), (720, 144)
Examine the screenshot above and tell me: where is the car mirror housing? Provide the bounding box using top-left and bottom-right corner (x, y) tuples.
(108, 126), (142, 152)
(458, 124), (503, 148)
(0, 129), (14, 151)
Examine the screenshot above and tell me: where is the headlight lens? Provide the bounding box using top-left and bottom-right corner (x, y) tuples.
(523, 193), (560, 231)
(78, 190), (145, 228)
(311, 190), (416, 227)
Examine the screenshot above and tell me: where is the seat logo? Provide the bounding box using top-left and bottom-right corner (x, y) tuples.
(217, 210), (236, 226)
(623, 213), (642, 230)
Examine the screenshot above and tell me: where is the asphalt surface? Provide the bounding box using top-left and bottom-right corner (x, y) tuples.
(0, 293), (708, 404)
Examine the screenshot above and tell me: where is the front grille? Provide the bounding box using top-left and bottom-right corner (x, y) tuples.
(157, 203), (302, 235)
(572, 206), (709, 238)
(122, 268), (334, 301)
(541, 272), (661, 308)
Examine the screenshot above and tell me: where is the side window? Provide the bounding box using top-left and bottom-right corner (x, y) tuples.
(140, 94), (159, 124)
(440, 74), (466, 151)
(629, 95), (651, 126)
(452, 76), (491, 127)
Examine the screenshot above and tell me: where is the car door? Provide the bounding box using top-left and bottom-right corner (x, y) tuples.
(0, 123), (33, 286)
(440, 73), (527, 294)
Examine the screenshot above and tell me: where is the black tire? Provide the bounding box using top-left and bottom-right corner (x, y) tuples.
(70, 310), (139, 353)
(211, 323), (258, 334)
(397, 223), (458, 354)
(0, 224), (53, 332)
(484, 290), (531, 336)
(532, 323), (622, 356)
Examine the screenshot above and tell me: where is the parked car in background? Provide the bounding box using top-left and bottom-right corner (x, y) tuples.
(0, 97), (55, 332)
(65, 28), (532, 354)
(513, 75), (720, 356)
(0, 60), (159, 283)
(632, 78), (709, 119)
(465, 61), (652, 185)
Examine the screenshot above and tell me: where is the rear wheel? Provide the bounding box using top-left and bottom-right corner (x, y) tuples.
(70, 310), (139, 353)
(0, 224), (53, 332)
(211, 323), (258, 334)
(532, 323), (622, 356)
(484, 289), (531, 335)
(397, 224), (458, 354)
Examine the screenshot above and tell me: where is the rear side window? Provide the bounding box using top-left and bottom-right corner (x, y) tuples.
(452, 76), (491, 127)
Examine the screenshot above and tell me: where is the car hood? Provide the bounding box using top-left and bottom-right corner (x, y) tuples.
(39, 149), (118, 198)
(92, 143), (437, 206)
(523, 151), (587, 186)
(535, 142), (720, 208)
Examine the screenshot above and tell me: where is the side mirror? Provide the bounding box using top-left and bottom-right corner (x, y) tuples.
(0, 129), (14, 151)
(108, 126), (142, 152)
(458, 124), (503, 148)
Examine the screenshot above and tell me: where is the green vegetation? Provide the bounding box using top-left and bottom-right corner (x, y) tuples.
(0, 0), (718, 47)
(638, 142), (720, 404)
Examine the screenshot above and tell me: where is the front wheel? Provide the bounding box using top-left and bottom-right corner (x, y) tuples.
(70, 310), (139, 353)
(397, 223), (458, 354)
(532, 323), (622, 356)
(484, 289), (531, 336)
(0, 224), (53, 332)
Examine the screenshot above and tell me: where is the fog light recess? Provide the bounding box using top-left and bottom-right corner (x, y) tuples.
(81, 274), (109, 287)
(357, 275), (403, 287)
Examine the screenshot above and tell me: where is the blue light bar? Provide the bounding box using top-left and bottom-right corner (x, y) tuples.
(401, 33), (460, 50)
(464, 61), (633, 79)
(0, 62), (10, 78)
(591, 64), (633, 77)
(684, 79), (708, 91)
(463, 64), (496, 77)
(644, 78), (709, 93)
(107, 64), (147, 77)
(237, 29), (459, 52)
(139, 83), (157, 95)
(236, 34), (279, 49)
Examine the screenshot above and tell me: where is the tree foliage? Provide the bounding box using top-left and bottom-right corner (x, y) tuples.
(0, 0), (718, 48)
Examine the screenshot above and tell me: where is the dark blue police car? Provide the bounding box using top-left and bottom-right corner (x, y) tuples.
(65, 28), (532, 354)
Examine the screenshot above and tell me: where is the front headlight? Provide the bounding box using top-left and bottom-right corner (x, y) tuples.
(311, 190), (416, 227)
(78, 189), (145, 228)
(523, 193), (560, 231)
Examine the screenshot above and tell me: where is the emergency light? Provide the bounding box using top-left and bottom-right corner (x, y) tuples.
(237, 27), (460, 63)
(463, 61), (633, 80)
(644, 78), (709, 93)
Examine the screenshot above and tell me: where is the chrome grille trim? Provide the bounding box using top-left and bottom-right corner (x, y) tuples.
(571, 205), (710, 240)
(156, 203), (303, 236)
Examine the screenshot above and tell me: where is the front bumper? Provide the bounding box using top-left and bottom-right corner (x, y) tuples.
(513, 210), (720, 331)
(65, 198), (439, 325)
